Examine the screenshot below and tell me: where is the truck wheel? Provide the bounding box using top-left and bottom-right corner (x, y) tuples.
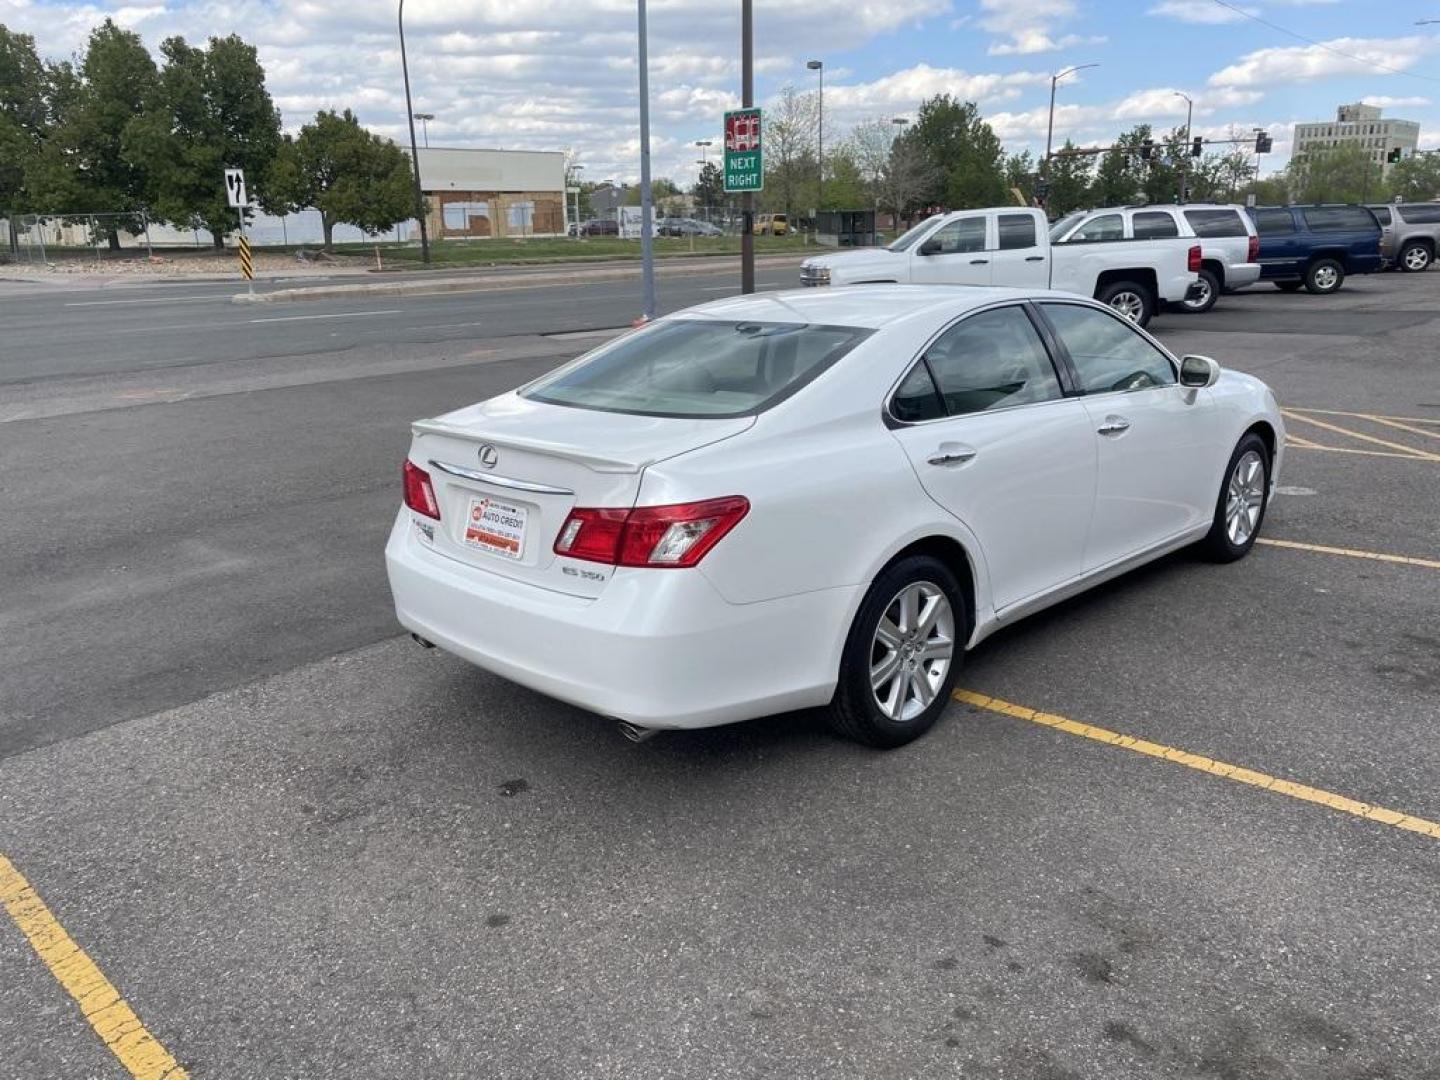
(1399, 242), (1433, 273)
(1304, 258), (1344, 295)
(1179, 268), (1219, 314)
(1274, 281), (1303, 292)
(1097, 281), (1154, 327)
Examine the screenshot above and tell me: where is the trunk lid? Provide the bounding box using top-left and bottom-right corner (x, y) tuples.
(409, 392), (754, 598)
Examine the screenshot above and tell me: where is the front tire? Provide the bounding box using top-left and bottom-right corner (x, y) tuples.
(1200, 433), (1270, 563)
(1179, 268), (1220, 314)
(1096, 280), (1154, 327)
(828, 555), (966, 749)
(1304, 257), (1344, 294)
(1399, 241), (1433, 273)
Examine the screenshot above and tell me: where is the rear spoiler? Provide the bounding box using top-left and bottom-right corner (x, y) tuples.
(411, 418), (645, 474)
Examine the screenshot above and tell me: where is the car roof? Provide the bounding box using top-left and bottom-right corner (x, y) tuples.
(673, 285), (1082, 330)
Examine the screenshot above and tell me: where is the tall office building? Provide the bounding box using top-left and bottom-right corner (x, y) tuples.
(1292, 103), (1421, 172)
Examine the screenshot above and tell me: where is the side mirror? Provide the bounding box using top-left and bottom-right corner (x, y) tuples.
(918, 238), (943, 256)
(1179, 354), (1221, 388)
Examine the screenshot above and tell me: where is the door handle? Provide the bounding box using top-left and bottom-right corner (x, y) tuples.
(969, 258), (989, 265)
(1096, 416), (1131, 436)
(928, 448), (978, 466)
(1024, 256), (1044, 262)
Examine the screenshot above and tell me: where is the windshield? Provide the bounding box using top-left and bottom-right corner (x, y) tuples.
(1048, 211), (1085, 242)
(888, 215), (941, 252)
(521, 319), (873, 419)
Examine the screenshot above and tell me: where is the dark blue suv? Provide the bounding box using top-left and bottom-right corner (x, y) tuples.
(1244, 205), (1384, 294)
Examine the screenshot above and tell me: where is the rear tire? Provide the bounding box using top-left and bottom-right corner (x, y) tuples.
(828, 555), (966, 749)
(1399, 241), (1433, 273)
(1178, 268), (1220, 314)
(1304, 257), (1344, 295)
(1274, 280), (1303, 292)
(1199, 433), (1270, 563)
(1096, 280), (1154, 327)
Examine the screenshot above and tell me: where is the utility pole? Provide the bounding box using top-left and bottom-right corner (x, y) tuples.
(807, 59), (824, 223)
(741, 0), (754, 294)
(1174, 91), (1193, 203)
(1043, 63), (1099, 179)
(636, 0), (656, 320)
(398, 0), (430, 265)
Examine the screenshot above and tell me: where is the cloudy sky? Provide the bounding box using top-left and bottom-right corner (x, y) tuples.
(3, 0), (1437, 184)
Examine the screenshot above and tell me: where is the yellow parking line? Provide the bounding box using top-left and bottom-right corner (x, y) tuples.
(1280, 410), (1440, 461)
(1362, 415), (1440, 442)
(952, 691), (1440, 841)
(1284, 442), (1436, 461)
(1283, 433), (1324, 449)
(1257, 537), (1440, 571)
(0, 855), (187, 1080)
(1289, 407), (1440, 427)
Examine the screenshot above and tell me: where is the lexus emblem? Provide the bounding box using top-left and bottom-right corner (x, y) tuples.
(478, 444), (499, 469)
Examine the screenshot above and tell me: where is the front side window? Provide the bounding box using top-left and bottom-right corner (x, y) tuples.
(926, 216), (987, 254)
(523, 319), (871, 418)
(888, 215), (941, 252)
(916, 306), (1063, 417)
(997, 214), (1038, 250)
(1041, 303), (1176, 394)
(1133, 212), (1180, 239)
(1065, 214), (1123, 243)
(1184, 209), (1246, 237)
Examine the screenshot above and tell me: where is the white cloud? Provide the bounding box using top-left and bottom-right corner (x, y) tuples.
(988, 31), (1106, 57)
(1360, 95), (1431, 109)
(977, 0), (1101, 56)
(1146, 1), (1256, 24)
(1209, 36), (1440, 87)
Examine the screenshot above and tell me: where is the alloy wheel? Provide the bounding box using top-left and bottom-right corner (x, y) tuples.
(1225, 450), (1266, 546)
(1312, 264), (1339, 291)
(1403, 246), (1431, 272)
(1183, 277), (1213, 311)
(869, 581), (955, 723)
(1109, 290), (1146, 322)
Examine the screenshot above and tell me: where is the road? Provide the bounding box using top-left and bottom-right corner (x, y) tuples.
(2, 264), (1439, 1079)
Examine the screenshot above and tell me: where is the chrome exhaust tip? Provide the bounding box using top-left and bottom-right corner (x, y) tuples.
(410, 633), (435, 649)
(617, 721), (659, 744)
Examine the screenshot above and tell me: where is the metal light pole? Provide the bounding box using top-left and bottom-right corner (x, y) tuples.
(636, 0), (656, 320)
(1044, 62), (1099, 176)
(568, 163), (584, 235)
(696, 139), (712, 167)
(807, 59), (824, 220)
(398, 0), (430, 264)
(413, 112), (434, 147)
(1173, 91), (1193, 203)
(740, 0), (754, 294)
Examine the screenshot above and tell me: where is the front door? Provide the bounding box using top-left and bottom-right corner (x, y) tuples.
(1037, 300), (1221, 570)
(886, 303), (1096, 610)
(909, 214), (993, 287)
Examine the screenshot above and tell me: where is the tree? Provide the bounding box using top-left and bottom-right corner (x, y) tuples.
(691, 161), (724, 211)
(909, 95), (1006, 209)
(0, 26), (47, 211)
(820, 144), (867, 210)
(1004, 149), (1035, 202)
(1092, 125), (1153, 206)
(128, 34), (281, 247)
(266, 109), (415, 250)
(1286, 142), (1383, 204)
(1043, 141), (1094, 216)
(847, 118), (896, 207)
(1385, 153), (1440, 202)
(876, 131), (940, 226)
(763, 84), (817, 217)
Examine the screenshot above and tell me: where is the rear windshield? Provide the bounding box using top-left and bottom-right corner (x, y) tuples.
(521, 319), (872, 418)
(1185, 209), (1247, 237)
(1302, 206), (1377, 232)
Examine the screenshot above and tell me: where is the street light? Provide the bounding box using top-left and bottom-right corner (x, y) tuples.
(568, 163), (584, 234)
(807, 59), (824, 217)
(1044, 63), (1100, 177)
(1173, 91), (1193, 202)
(695, 139), (713, 167)
(397, 0), (430, 264)
(413, 112), (434, 148)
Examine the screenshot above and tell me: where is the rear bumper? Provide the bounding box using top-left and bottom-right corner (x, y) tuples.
(1225, 263), (1262, 290)
(385, 513), (855, 729)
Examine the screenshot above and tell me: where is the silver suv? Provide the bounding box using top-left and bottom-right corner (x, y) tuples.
(1367, 203), (1440, 272)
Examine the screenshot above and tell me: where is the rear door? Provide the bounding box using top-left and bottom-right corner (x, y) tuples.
(987, 212), (1049, 288)
(1248, 208), (1301, 278)
(909, 213), (993, 286)
(886, 302), (1096, 609)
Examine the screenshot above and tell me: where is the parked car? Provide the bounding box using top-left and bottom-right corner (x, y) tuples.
(754, 213), (789, 236)
(659, 218), (724, 237)
(1242, 205), (1384, 294)
(580, 218), (619, 237)
(387, 286), (1283, 747)
(1367, 202), (1440, 273)
(1104, 204), (1261, 314)
(799, 207), (1201, 327)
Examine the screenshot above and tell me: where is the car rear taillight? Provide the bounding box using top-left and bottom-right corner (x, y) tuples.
(1188, 244), (1202, 273)
(555, 497), (750, 568)
(1247, 234), (1260, 262)
(403, 460), (441, 520)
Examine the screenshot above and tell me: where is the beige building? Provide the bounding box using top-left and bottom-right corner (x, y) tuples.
(1292, 103), (1420, 172)
(409, 147), (567, 239)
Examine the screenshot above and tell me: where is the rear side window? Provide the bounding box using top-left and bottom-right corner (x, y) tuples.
(1370, 206), (1392, 225)
(997, 214), (1037, 250)
(1066, 214), (1123, 242)
(1041, 303), (1176, 394)
(523, 319), (871, 418)
(920, 306), (1063, 416)
(1302, 206), (1377, 232)
(1133, 212), (1179, 239)
(1249, 208), (1295, 235)
(1185, 209), (1247, 237)
(1399, 204), (1440, 224)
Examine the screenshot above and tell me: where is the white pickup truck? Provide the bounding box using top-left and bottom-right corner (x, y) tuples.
(799, 207), (1201, 327)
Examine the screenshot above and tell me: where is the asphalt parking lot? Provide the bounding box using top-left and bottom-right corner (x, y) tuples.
(2, 266), (1438, 1079)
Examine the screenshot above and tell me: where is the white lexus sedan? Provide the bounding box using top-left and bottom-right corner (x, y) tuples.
(386, 286), (1283, 748)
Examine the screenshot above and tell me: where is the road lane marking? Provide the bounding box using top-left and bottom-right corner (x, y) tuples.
(248, 309), (403, 324)
(1257, 537), (1440, 571)
(0, 855), (187, 1080)
(63, 295), (232, 307)
(951, 691), (1440, 841)
(1280, 409), (1440, 461)
(1283, 442), (1436, 461)
(1283, 433), (1324, 448)
(1287, 407), (1440, 426)
(1362, 414), (1440, 442)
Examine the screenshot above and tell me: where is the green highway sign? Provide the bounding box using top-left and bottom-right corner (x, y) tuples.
(723, 108), (763, 193)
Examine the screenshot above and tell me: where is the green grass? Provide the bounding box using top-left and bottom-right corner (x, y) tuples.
(328, 233), (815, 268)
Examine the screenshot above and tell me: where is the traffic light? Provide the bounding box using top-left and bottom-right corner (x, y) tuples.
(1387, 147), (1403, 164)
(1140, 139), (1155, 161)
(1254, 132), (1272, 154)
(1191, 137), (1203, 158)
